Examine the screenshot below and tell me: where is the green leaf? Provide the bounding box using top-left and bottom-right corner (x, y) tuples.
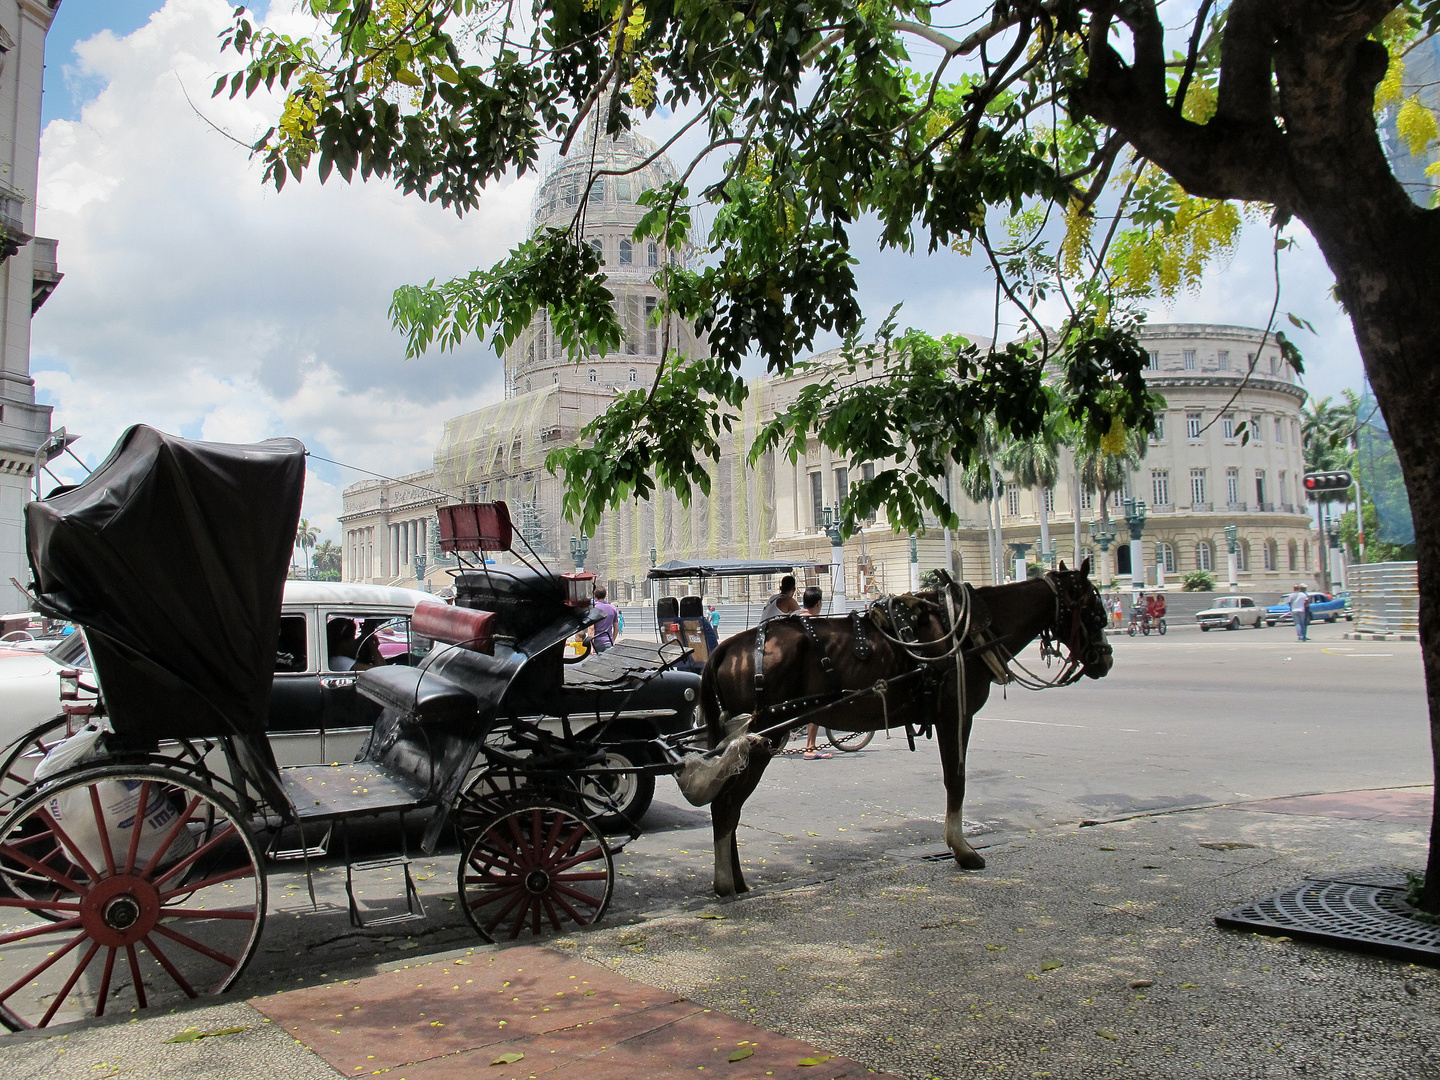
(392, 67), (423, 87)
(166, 1025), (248, 1043)
(798, 1054), (834, 1065)
(491, 1051), (525, 1065)
(729, 1046), (755, 1061)
(1040, 958), (1063, 971)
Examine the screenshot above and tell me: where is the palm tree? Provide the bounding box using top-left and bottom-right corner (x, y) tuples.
(295, 518), (318, 572)
(1001, 412), (1064, 566)
(958, 417), (1004, 583)
(312, 539), (341, 580)
(1073, 429), (1148, 581)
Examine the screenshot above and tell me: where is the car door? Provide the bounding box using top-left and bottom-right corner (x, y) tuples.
(268, 607), (324, 765)
(320, 609), (417, 763)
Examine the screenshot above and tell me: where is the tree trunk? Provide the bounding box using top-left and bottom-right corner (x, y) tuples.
(1038, 486), (1051, 563)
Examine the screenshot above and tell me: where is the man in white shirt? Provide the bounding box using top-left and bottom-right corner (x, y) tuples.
(1286, 584), (1312, 642)
(760, 576), (799, 622)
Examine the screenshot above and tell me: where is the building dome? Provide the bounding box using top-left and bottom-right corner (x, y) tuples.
(506, 126), (700, 397)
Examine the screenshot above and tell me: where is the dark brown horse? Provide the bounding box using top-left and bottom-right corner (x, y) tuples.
(692, 563), (1112, 897)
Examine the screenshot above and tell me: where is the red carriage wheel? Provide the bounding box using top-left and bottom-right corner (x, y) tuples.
(0, 714), (89, 810)
(458, 801), (613, 943)
(0, 765), (265, 1030)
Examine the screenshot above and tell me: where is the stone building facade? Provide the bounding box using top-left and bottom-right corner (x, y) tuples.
(341, 142), (1316, 598)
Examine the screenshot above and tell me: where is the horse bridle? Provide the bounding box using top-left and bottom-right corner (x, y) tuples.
(1036, 569), (1109, 681)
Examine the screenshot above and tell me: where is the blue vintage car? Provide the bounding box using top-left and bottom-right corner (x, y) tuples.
(1263, 591), (1350, 626)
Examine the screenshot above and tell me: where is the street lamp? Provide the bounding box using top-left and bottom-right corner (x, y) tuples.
(569, 533), (589, 572)
(1088, 519), (1117, 587)
(414, 553), (429, 593)
(1122, 497), (1148, 589)
(908, 534), (920, 593)
(821, 502), (846, 611)
(1007, 542), (1032, 582)
(1224, 524), (1239, 591)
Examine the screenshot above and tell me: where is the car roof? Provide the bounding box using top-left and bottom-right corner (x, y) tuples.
(282, 580), (437, 610)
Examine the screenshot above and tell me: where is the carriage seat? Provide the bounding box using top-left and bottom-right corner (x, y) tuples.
(357, 666), (476, 726)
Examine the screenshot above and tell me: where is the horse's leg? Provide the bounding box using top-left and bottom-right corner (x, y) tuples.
(710, 742), (775, 897)
(936, 674), (989, 870)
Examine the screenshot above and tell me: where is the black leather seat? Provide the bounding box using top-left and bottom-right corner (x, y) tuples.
(357, 666), (476, 726)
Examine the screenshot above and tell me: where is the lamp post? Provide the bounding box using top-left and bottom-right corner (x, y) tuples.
(413, 553), (429, 593)
(909, 534), (921, 592)
(1088, 519), (1117, 587)
(569, 533), (589, 573)
(1224, 525), (1239, 591)
(1122, 497), (1148, 591)
(821, 502), (846, 611)
(1008, 542), (1031, 582)
(1326, 521), (1345, 590)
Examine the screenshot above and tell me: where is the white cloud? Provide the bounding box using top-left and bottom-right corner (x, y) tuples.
(32, 0), (524, 538)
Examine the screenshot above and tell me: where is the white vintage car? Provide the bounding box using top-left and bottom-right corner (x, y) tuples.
(1195, 595), (1262, 631)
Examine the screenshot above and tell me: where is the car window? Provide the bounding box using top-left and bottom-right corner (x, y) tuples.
(276, 614), (308, 673)
(326, 613), (426, 671)
(47, 631), (91, 670)
(1242, 599), (1254, 607)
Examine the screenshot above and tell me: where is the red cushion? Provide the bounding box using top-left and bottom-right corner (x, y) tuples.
(413, 601), (496, 654)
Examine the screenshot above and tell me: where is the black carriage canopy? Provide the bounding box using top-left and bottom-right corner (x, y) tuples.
(647, 558), (824, 580)
(26, 425), (305, 787)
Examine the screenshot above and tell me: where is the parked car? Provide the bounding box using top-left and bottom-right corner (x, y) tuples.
(1333, 590), (1354, 619)
(1195, 596), (1262, 631)
(1263, 592), (1348, 626)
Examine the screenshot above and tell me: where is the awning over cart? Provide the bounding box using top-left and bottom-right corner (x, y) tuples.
(646, 559), (823, 580)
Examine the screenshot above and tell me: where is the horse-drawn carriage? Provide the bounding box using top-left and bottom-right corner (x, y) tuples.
(0, 426), (704, 1030)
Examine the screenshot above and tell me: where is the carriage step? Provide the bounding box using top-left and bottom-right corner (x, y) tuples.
(267, 822), (332, 862)
(345, 855), (427, 928)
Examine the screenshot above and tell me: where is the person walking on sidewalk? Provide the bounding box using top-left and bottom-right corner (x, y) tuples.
(797, 586), (832, 759)
(1286, 584), (1312, 641)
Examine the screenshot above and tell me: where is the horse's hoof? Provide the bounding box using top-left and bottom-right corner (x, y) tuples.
(954, 850), (986, 870)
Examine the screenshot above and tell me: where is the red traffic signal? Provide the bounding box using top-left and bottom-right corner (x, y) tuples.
(1303, 471), (1352, 493)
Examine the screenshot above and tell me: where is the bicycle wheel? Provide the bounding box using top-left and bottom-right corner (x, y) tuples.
(458, 800), (613, 944)
(826, 728), (874, 752)
(0, 765), (265, 1030)
(1157, 619), (1167, 636)
(1127, 624), (1137, 637)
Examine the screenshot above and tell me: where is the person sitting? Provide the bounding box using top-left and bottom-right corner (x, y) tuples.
(327, 618), (360, 671)
(798, 586), (832, 760)
(1147, 593), (1167, 622)
(760, 575), (799, 622)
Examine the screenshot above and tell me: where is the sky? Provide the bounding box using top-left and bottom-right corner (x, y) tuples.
(29, 0), (1369, 545)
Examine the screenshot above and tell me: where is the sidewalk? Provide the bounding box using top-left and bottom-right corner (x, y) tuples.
(0, 788), (1437, 1079)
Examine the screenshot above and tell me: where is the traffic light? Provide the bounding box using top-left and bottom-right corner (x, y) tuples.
(1303, 471), (1352, 494)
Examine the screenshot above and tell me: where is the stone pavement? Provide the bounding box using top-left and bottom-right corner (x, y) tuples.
(0, 787), (1438, 1080)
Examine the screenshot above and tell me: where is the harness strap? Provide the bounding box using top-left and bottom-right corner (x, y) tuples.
(849, 610), (873, 660)
(753, 624), (767, 715)
(797, 615), (841, 697)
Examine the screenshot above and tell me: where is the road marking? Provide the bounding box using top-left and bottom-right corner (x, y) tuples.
(981, 717), (1090, 729)
(1321, 649), (1394, 657)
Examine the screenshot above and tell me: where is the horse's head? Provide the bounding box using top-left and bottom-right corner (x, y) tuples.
(1047, 559), (1113, 679)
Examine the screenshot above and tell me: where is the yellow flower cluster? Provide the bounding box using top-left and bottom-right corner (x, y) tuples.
(1109, 186), (1241, 300)
(1059, 197), (1092, 280)
(1099, 416), (1126, 457)
(1398, 94), (1438, 157)
(278, 70), (327, 157)
(631, 58), (656, 110)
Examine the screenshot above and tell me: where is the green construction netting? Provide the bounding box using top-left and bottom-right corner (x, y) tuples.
(1357, 386), (1414, 546)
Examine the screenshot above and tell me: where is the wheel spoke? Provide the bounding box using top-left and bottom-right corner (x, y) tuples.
(530, 892), (542, 936)
(0, 840), (84, 895)
(504, 814), (533, 867)
(539, 811), (566, 867)
(124, 780), (151, 875)
(126, 944), (147, 1009)
(0, 916), (83, 946)
(94, 947), (118, 1018)
(0, 896), (81, 913)
(142, 934), (198, 998)
(0, 928), (87, 1007)
(468, 840), (524, 876)
(506, 896), (534, 941)
(549, 890), (588, 926)
(551, 882), (605, 909)
(157, 862), (254, 902)
(151, 822), (238, 888)
(139, 794), (204, 878)
(152, 923), (238, 970)
(551, 844), (607, 875)
(35, 809), (99, 883)
(38, 941), (100, 1028)
(552, 870), (610, 883)
(542, 896), (564, 932)
(161, 907), (257, 921)
(479, 887), (527, 930)
(543, 822), (587, 870)
(88, 786), (117, 877)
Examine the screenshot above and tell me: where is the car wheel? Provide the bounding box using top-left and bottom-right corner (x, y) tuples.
(1327, 615), (1337, 623)
(1228, 617), (1239, 631)
(1201, 625), (1210, 632)
(578, 744), (656, 833)
(1265, 620), (1275, 627)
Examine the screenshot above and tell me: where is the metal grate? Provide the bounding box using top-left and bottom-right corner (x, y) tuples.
(1216, 866), (1440, 966)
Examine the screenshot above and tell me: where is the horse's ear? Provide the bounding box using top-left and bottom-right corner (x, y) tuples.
(1058, 560), (1068, 572)
(1079, 557), (1091, 577)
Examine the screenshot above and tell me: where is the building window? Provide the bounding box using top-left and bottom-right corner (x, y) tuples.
(1237, 538), (1250, 571)
(589, 237), (603, 263)
(1080, 488), (1093, 511)
(588, 368), (597, 382)
(624, 295), (641, 355)
(809, 472), (824, 528)
(537, 321), (547, 360)
(1151, 470), (1170, 506)
(648, 243), (659, 267)
(1150, 414), (1165, 442)
(526, 341), (534, 365)
(1279, 470), (1287, 505)
(619, 239), (632, 264)
(1147, 350), (1159, 370)
(1006, 484), (1021, 516)
(1183, 349), (1196, 370)
(1264, 539), (1277, 570)
(628, 367), (637, 382)
(1157, 542), (1176, 573)
(1255, 469), (1267, 506)
(1190, 468), (1206, 506)
(1292, 420), (1300, 446)
(1196, 541), (1213, 571)
(1287, 539), (1298, 571)
(1226, 467), (1240, 506)
(1270, 355), (1278, 375)
(644, 295), (658, 354)
(589, 177), (604, 203)
(1250, 413), (1262, 442)
(834, 467), (849, 503)
(616, 177), (631, 201)
(1217, 350), (1229, 372)
(1272, 416), (1282, 442)
(862, 462), (875, 483)
(1044, 488), (1055, 514)
(1186, 413), (1202, 439)
(1222, 413), (1235, 439)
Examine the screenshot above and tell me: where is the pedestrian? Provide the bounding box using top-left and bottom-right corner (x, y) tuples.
(798, 586), (831, 759)
(1286, 583), (1312, 641)
(1111, 594), (1123, 628)
(708, 604), (721, 634)
(588, 585), (620, 652)
(760, 575), (799, 621)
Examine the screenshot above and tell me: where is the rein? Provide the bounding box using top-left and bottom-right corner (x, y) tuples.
(980, 575), (1092, 690)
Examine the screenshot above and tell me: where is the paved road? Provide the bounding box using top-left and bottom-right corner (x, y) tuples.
(237, 617), (1429, 996)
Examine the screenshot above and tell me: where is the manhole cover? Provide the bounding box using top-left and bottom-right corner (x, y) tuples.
(1216, 865), (1440, 966)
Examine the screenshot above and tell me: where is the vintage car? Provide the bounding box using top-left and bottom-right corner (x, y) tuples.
(1195, 595), (1263, 631)
(1263, 591), (1349, 626)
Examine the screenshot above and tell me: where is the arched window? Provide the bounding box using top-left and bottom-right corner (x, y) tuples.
(648, 243), (659, 267)
(526, 342), (534, 364)
(1287, 539), (1297, 571)
(619, 239), (632, 265)
(1156, 542), (1176, 574)
(1264, 539), (1277, 571)
(1116, 543), (1132, 576)
(1195, 541), (1213, 572)
(589, 238), (603, 263)
(628, 368), (637, 382)
(588, 368), (597, 383)
(1237, 538), (1250, 571)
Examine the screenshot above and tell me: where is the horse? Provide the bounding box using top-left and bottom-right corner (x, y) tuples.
(690, 562), (1112, 897)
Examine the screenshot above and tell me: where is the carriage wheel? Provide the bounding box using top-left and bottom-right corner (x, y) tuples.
(458, 801), (613, 944)
(0, 714), (89, 810)
(826, 728), (875, 752)
(0, 765), (265, 1030)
